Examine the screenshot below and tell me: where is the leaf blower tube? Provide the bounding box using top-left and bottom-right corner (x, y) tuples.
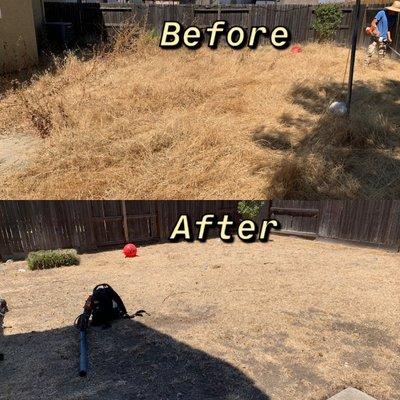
(79, 328), (88, 377)
(74, 295), (93, 377)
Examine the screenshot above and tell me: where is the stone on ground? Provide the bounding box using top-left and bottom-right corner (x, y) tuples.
(328, 388), (377, 400)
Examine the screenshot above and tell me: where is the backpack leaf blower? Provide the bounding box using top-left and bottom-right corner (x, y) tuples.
(74, 284), (149, 377)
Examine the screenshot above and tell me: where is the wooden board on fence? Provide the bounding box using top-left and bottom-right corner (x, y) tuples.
(269, 200), (321, 237)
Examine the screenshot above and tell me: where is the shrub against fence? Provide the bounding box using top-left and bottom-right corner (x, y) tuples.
(43, 1), (400, 52)
(313, 3), (344, 42)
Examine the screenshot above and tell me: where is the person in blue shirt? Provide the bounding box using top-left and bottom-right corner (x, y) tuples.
(365, 1), (400, 66)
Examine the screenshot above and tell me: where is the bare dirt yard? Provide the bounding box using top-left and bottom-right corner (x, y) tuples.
(1, 235), (399, 400)
(0, 31), (400, 199)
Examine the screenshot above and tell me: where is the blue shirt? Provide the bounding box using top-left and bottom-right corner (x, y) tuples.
(375, 10), (397, 40)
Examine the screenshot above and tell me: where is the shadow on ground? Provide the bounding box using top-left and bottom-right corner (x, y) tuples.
(254, 79), (400, 198)
(1, 319), (270, 400)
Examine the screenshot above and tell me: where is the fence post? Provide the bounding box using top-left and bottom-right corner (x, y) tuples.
(0, 203), (9, 261)
(76, 0), (83, 37)
(122, 201), (129, 243)
(84, 202), (98, 251)
(394, 10), (400, 58)
(266, 200), (272, 219)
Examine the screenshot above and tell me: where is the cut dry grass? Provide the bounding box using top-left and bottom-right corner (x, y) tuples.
(0, 28), (399, 199)
(1, 237), (399, 399)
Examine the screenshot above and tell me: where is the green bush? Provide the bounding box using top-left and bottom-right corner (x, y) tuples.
(312, 4), (343, 42)
(237, 201), (265, 219)
(27, 249), (80, 271)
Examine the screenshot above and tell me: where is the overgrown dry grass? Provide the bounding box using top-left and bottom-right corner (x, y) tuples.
(0, 28), (399, 199)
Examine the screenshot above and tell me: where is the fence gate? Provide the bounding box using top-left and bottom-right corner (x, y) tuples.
(269, 200), (320, 238)
(90, 201), (159, 247)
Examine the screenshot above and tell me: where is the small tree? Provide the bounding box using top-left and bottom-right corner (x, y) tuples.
(313, 4), (343, 42)
(237, 201), (265, 219)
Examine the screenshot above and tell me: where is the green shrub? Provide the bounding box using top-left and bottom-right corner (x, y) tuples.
(237, 201), (265, 219)
(27, 249), (80, 271)
(312, 4), (343, 42)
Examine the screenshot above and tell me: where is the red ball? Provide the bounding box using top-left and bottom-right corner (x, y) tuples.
(290, 44), (302, 54)
(123, 243), (137, 258)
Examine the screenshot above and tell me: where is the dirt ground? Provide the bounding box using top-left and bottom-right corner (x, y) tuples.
(0, 235), (399, 400)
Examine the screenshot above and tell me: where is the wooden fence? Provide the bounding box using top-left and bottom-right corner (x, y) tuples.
(42, 2), (400, 54)
(0, 201), (238, 260)
(1, 200), (400, 260)
(267, 200), (400, 250)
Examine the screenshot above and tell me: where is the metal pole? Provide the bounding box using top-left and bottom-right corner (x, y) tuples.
(122, 200), (129, 243)
(346, 0), (362, 115)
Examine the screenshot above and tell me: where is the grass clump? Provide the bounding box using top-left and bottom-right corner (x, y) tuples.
(27, 249), (80, 271)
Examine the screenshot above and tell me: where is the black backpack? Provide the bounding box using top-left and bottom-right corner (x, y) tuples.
(90, 284), (147, 327)
(91, 284), (129, 326)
